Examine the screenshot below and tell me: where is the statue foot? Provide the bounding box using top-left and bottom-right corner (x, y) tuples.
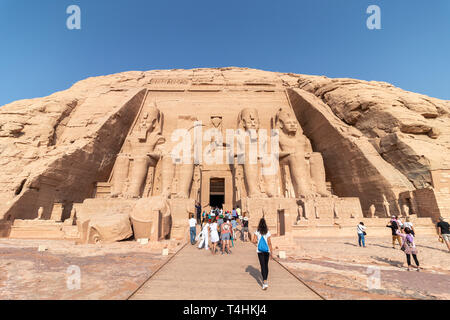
(173, 193), (189, 199)
(302, 194), (315, 201)
(248, 192), (267, 198)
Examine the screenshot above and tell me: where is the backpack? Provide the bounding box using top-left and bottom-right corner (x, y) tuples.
(257, 233), (269, 253)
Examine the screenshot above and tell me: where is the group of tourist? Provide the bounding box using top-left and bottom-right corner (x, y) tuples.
(189, 206), (250, 254)
(357, 215), (450, 272)
(188, 205), (272, 290)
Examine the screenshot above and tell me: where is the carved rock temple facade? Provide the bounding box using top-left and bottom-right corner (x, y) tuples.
(0, 68), (448, 244)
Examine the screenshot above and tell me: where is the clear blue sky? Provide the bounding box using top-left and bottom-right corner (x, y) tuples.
(0, 0), (449, 106)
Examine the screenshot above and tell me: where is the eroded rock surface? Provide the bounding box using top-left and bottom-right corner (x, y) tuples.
(0, 68), (449, 226)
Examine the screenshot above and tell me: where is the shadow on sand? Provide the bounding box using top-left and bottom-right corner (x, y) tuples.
(344, 242), (358, 247)
(371, 256), (404, 268)
(416, 244), (449, 253)
(245, 265), (262, 286)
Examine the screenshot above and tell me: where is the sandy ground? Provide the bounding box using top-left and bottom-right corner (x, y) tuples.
(279, 235), (450, 300)
(0, 235), (448, 300)
(0, 239), (181, 300)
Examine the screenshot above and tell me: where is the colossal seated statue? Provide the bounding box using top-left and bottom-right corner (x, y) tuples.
(111, 106), (165, 198)
(160, 115), (196, 199)
(236, 108), (266, 198)
(274, 108), (329, 199)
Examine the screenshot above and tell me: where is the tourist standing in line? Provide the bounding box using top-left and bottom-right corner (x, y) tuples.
(437, 216), (450, 252)
(397, 228), (420, 271)
(242, 216), (249, 242)
(188, 214), (197, 245)
(232, 207), (237, 219)
(252, 218), (273, 290)
(221, 218), (232, 254)
(198, 219), (210, 250)
(236, 206), (241, 218)
(357, 222), (366, 247)
(217, 215), (223, 248)
(231, 216), (238, 247)
(201, 211), (206, 224)
(403, 216), (415, 236)
(218, 215), (224, 227)
(195, 202), (202, 224)
(209, 218), (220, 255)
(387, 216), (402, 248)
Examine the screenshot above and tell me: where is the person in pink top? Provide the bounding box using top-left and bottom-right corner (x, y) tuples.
(397, 227), (420, 271)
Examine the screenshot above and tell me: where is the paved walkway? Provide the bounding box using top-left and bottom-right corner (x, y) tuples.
(130, 240), (321, 300)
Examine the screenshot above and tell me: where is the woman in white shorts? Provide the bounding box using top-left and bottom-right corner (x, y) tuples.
(209, 220), (220, 255)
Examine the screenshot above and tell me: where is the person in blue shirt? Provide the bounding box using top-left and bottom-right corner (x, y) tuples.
(231, 217), (238, 246)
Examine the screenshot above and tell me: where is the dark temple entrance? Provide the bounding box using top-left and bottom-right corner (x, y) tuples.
(210, 178), (225, 209)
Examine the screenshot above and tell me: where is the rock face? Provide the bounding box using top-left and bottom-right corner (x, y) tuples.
(296, 75), (450, 188)
(0, 67), (449, 239)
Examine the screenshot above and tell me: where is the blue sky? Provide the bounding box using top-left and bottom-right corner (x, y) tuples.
(0, 0), (449, 106)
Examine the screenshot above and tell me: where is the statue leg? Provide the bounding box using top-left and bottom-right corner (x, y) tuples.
(111, 154), (129, 197)
(261, 156), (278, 197)
(176, 163), (194, 198)
(127, 156), (149, 198)
(309, 153), (329, 197)
(287, 153), (312, 198)
(161, 154), (175, 198)
(243, 163), (263, 197)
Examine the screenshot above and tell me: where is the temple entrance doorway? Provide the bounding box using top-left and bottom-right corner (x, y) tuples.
(201, 169), (233, 212)
(210, 178), (225, 208)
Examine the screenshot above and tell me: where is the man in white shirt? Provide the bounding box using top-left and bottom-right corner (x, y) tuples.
(357, 222), (367, 247)
(189, 214), (197, 245)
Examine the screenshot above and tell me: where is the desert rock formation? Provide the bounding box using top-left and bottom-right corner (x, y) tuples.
(0, 67), (448, 239)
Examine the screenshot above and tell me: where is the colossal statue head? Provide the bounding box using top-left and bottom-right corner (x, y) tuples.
(238, 108), (260, 130)
(275, 108), (300, 135)
(147, 103), (162, 133)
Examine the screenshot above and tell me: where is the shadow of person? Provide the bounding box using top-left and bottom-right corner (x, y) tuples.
(371, 243), (395, 249)
(344, 242), (358, 247)
(371, 256), (404, 268)
(416, 244), (449, 253)
(245, 265), (262, 286)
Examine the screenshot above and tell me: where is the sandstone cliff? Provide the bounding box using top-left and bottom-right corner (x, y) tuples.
(0, 67), (448, 223)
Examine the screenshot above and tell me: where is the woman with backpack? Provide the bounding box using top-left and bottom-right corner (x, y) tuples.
(252, 218), (273, 290)
(397, 228), (420, 271)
